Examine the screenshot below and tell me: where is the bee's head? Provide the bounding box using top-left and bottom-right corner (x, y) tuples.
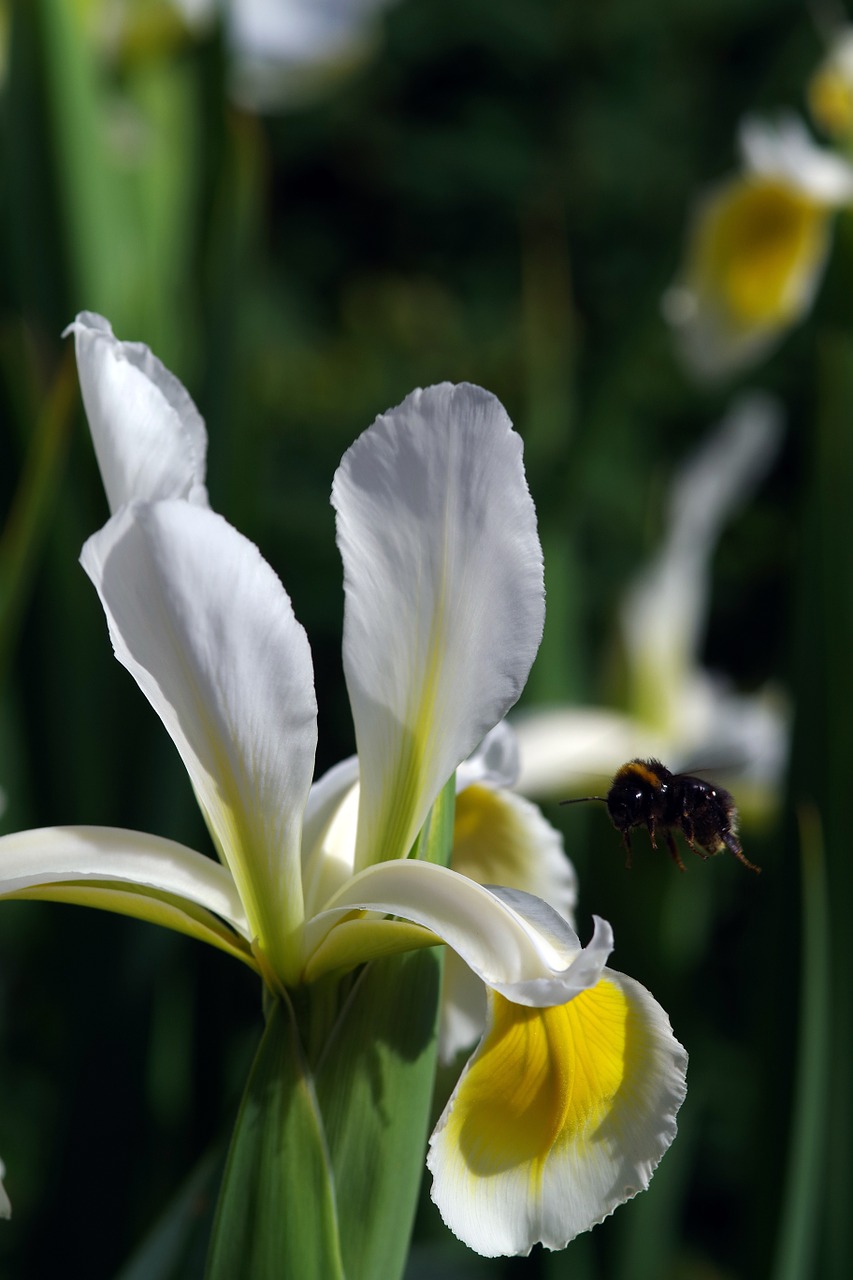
(606, 760), (664, 832)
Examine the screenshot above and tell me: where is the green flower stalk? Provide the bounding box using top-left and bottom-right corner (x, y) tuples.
(0, 314), (687, 1267)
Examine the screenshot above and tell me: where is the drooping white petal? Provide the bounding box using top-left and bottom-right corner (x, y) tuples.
(440, 781), (577, 1062)
(0, 825), (249, 933)
(0, 1157), (9, 1219)
(332, 383), (544, 872)
(427, 970), (687, 1257)
(303, 859), (611, 1004)
(64, 312), (208, 513)
(81, 501), (317, 985)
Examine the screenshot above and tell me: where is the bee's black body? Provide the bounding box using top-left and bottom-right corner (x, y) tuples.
(565, 757), (760, 873)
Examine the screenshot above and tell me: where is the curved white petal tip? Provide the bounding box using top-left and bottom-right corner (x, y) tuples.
(63, 312), (209, 512)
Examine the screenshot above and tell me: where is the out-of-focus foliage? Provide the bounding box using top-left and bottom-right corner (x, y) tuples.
(0, 0), (848, 1277)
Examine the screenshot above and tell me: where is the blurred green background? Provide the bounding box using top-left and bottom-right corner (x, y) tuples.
(0, 0), (849, 1277)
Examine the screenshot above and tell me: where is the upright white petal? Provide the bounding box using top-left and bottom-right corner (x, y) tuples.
(64, 312), (208, 513)
(333, 383), (544, 871)
(621, 393), (783, 735)
(81, 501), (317, 986)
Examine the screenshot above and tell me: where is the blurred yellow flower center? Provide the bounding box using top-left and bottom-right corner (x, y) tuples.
(700, 178), (825, 326)
(450, 979), (630, 1177)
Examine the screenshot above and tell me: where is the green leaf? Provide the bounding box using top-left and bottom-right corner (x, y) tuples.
(771, 807), (830, 1280)
(0, 350), (75, 689)
(205, 995), (346, 1280)
(316, 947), (443, 1280)
(313, 777), (455, 1278)
(36, 0), (126, 319)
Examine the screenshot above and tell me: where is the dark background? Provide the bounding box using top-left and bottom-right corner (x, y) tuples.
(1, 2), (848, 1277)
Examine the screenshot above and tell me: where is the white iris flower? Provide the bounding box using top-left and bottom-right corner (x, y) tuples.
(0, 314), (687, 1257)
(664, 115), (853, 378)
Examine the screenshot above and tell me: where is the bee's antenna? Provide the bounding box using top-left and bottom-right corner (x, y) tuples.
(559, 796), (608, 805)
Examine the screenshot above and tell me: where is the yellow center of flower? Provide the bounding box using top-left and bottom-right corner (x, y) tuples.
(698, 177), (826, 327)
(449, 978), (630, 1179)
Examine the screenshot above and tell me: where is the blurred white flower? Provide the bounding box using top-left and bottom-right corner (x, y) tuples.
(664, 115), (853, 379)
(173, 0), (399, 108)
(514, 394), (789, 819)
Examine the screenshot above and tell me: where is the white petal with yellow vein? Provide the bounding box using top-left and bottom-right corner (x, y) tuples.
(333, 383), (544, 874)
(81, 501), (318, 985)
(427, 972), (687, 1256)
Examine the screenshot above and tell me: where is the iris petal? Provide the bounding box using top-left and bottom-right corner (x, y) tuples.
(332, 383), (544, 872)
(64, 312), (208, 512)
(427, 972), (687, 1256)
(441, 781), (576, 1062)
(0, 825), (247, 927)
(303, 858), (611, 1002)
(81, 501), (318, 985)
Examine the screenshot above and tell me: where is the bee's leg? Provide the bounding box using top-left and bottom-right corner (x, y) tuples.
(621, 829), (633, 869)
(723, 830), (762, 874)
(682, 813), (710, 861)
(664, 828), (686, 872)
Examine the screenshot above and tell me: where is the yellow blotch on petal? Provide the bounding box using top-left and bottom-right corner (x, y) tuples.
(447, 979), (631, 1179)
(693, 177), (826, 328)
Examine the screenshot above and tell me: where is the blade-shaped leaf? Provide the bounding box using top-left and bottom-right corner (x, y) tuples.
(315, 947), (444, 1280)
(311, 777), (453, 1279)
(206, 997), (345, 1280)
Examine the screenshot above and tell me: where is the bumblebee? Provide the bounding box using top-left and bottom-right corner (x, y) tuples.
(562, 758), (760, 873)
